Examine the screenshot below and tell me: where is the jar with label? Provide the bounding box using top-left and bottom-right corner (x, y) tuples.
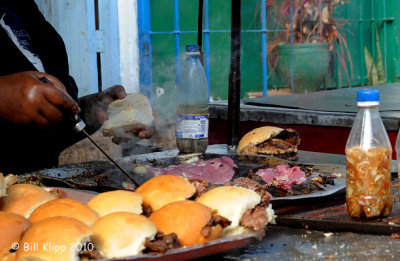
(345, 89), (392, 218)
(175, 45), (209, 153)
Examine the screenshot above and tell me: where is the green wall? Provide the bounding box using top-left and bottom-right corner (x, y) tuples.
(149, 0), (400, 119)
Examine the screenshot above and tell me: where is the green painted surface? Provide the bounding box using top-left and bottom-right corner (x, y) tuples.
(149, 0), (400, 114)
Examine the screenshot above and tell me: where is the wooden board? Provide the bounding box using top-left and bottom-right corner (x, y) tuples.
(275, 183), (400, 235)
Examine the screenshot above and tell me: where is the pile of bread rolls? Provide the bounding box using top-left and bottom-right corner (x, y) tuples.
(0, 173), (275, 261)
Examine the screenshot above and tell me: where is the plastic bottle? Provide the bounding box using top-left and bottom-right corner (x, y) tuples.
(176, 45), (209, 153)
(345, 89), (392, 218)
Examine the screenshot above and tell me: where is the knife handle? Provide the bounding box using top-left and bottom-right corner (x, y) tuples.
(39, 76), (86, 133)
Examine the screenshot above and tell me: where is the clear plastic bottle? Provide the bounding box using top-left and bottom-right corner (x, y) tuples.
(345, 89), (392, 218)
(176, 45), (209, 153)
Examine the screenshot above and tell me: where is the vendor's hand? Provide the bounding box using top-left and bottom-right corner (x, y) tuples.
(0, 71), (80, 128)
(110, 110), (159, 145)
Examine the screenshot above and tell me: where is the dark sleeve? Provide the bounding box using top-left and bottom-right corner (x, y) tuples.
(0, 0), (79, 101)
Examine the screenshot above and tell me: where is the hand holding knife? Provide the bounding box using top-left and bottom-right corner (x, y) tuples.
(39, 76), (140, 188)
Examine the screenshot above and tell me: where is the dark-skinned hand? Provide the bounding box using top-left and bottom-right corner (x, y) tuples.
(0, 71), (80, 128)
(79, 85), (154, 143)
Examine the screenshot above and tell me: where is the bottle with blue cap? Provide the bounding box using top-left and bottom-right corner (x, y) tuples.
(345, 89), (392, 218)
(175, 44), (209, 153)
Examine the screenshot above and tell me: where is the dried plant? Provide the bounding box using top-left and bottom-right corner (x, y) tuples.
(266, 0), (352, 87)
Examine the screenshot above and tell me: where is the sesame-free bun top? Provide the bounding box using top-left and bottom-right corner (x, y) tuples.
(150, 200), (222, 247)
(135, 175), (196, 212)
(237, 126), (283, 154)
(196, 186), (261, 235)
(0, 184), (58, 218)
(0, 212), (31, 261)
(17, 216), (91, 261)
(87, 190), (143, 217)
(29, 198), (99, 226)
(92, 212), (157, 258)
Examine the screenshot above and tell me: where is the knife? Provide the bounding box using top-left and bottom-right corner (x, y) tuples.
(39, 76), (140, 188)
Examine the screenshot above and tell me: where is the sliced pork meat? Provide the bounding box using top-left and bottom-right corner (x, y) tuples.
(159, 157), (238, 184)
(256, 165), (306, 191)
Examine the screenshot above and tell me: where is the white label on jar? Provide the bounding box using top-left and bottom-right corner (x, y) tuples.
(176, 114), (209, 139)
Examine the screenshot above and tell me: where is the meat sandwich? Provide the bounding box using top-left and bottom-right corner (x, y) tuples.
(87, 190), (143, 217)
(0, 212), (31, 261)
(149, 200), (231, 247)
(135, 175), (196, 216)
(91, 212), (159, 259)
(17, 216), (93, 261)
(29, 198), (99, 226)
(237, 126), (300, 161)
(196, 186), (275, 236)
(0, 184), (58, 218)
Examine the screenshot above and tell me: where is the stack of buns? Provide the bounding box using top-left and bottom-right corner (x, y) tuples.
(0, 173), (275, 260)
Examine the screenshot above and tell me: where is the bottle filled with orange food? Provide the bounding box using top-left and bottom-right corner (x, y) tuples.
(345, 89), (392, 218)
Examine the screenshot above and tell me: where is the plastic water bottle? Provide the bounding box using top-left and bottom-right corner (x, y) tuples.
(345, 89), (392, 218)
(176, 45), (209, 153)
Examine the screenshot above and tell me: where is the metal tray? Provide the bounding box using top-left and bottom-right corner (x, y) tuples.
(53, 187), (261, 261)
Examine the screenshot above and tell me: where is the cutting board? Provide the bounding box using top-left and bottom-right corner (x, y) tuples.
(275, 182), (400, 235)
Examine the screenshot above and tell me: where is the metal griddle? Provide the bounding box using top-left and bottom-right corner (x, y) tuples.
(19, 153), (346, 205)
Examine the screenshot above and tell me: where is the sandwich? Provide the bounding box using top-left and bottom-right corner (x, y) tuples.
(196, 186), (276, 236)
(149, 200), (230, 247)
(0, 184), (58, 218)
(91, 212), (158, 258)
(237, 126), (300, 161)
(29, 198), (99, 226)
(16, 216), (92, 261)
(102, 93), (154, 137)
(87, 190), (143, 217)
(135, 175), (196, 216)
(0, 212), (31, 261)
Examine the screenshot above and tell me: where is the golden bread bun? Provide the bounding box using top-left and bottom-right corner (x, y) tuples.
(197, 186), (261, 235)
(237, 126), (283, 154)
(29, 198), (99, 226)
(102, 93), (154, 137)
(150, 200), (222, 246)
(135, 175), (196, 212)
(0, 184), (58, 218)
(0, 212), (31, 261)
(92, 212), (157, 258)
(87, 190), (143, 217)
(17, 217), (91, 261)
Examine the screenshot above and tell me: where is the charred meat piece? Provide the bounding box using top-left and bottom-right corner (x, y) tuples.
(79, 247), (102, 260)
(240, 206), (269, 233)
(142, 204), (153, 217)
(189, 178), (211, 198)
(201, 214), (232, 238)
(144, 233), (180, 254)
